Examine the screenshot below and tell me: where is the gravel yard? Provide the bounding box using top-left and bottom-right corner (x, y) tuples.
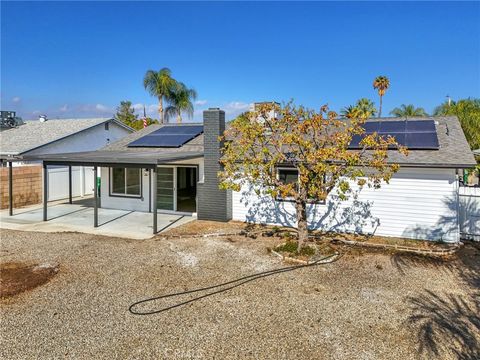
(0, 225), (478, 359)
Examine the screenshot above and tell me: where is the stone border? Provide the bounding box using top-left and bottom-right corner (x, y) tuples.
(332, 238), (461, 255)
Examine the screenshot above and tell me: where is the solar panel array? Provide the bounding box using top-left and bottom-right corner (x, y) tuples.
(128, 125), (204, 148)
(349, 120), (439, 150)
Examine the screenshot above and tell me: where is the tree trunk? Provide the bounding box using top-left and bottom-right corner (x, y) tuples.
(378, 95), (383, 118)
(296, 199), (308, 250)
(159, 97), (164, 124)
(177, 110), (181, 124)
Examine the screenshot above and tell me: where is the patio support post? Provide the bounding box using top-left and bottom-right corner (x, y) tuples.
(68, 165), (72, 204)
(152, 166), (157, 234)
(93, 166), (98, 227)
(43, 163), (48, 221)
(8, 161), (13, 216)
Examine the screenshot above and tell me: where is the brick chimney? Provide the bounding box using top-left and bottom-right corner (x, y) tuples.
(197, 108), (232, 221)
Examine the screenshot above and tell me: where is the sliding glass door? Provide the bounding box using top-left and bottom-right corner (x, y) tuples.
(156, 167), (174, 211)
(156, 166), (197, 213)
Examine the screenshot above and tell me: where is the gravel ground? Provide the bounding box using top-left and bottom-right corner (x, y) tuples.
(0, 228), (478, 360)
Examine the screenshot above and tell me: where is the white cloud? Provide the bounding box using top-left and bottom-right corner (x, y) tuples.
(95, 103), (110, 112)
(195, 99), (208, 106)
(12, 96), (21, 103)
(132, 103), (158, 118)
(224, 101), (251, 113)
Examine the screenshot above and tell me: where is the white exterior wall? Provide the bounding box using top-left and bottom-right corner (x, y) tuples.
(232, 167), (460, 242)
(458, 186), (480, 241)
(100, 158), (203, 213)
(100, 167), (152, 212)
(26, 122), (130, 156)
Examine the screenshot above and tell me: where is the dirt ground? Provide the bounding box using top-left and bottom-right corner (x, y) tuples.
(0, 224), (478, 359)
(0, 262), (59, 298)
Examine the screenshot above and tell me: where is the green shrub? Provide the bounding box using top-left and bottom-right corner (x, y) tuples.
(275, 242), (316, 256)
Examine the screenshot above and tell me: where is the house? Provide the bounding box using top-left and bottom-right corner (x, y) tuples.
(22, 108), (477, 242)
(0, 117), (132, 209)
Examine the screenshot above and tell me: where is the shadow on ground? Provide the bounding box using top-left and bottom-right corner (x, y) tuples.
(402, 242), (480, 360)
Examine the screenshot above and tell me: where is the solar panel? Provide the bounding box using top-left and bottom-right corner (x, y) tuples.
(379, 121), (406, 133)
(349, 120), (439, 150)
(128, 125), (203, 148)
(152, 125), (204, 135)
(363, 122), (380, 133)
(405, 120), (436, 133)
(128, 134), (195, 148)
(405, 132), (439, 149)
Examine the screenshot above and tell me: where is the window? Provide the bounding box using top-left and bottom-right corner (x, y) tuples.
(104, 122), (109, 131)
(278, 168), (299, 186)
(276, 168), (326, 204)
(110, 167), (141, 197)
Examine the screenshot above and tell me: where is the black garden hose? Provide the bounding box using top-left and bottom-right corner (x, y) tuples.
(129, 253), (341, 315)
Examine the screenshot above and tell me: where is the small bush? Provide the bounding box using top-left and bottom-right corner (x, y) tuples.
(275, 241), (298, 253)
(275, 242), (316, 256)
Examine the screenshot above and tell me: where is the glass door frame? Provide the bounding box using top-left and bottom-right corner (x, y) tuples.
(155, 164), (199, 215)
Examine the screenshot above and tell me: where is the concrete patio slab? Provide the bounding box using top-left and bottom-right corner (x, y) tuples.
(0, 198), (193, 239)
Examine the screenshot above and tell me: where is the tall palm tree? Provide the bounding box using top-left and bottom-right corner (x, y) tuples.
(143, 68), (177, 124)
(165, 82), (197, 123)
(356, 98), (377, 118)
(390, 104), (428, 118)
(373, 76), (390, 117)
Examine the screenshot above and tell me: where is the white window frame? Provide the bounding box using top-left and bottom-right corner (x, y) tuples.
(109, 167), (142, 198)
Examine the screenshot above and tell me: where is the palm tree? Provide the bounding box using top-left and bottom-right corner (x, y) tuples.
(373, 76), (390, 117)
(143, 68), (177, 124)
(341, 99), (376, 119)
(390, 104), (428, 118)
(356, 98), (377, 118)
(165, 82), (197, 123)
(340, 105), (362, 119)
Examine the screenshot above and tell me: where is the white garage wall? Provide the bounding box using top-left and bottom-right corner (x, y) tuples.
(232, 167), (460, 242)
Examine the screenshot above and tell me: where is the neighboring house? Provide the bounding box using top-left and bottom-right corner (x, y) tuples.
(25, 109), (477, 242)
(0, 117), (132, 207)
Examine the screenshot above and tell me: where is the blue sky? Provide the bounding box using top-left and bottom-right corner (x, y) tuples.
(2, 1), (479, 121)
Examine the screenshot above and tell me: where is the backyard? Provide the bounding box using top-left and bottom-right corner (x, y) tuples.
(0, 223), (478, 359)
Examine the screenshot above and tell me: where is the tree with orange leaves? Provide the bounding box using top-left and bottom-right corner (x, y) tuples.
(219, 102), (407, 250)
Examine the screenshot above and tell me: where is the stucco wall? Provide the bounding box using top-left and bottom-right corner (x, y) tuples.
(232, 167), (460, 242)
(100, 160), (203, 213)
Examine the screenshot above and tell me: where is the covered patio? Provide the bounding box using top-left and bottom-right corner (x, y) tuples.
(0, 197), (192, 239)
(2, 150), (202, 238)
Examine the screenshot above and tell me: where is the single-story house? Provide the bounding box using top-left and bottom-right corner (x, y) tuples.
(0, 117), (132, 209)
(23, 108), (477, 242)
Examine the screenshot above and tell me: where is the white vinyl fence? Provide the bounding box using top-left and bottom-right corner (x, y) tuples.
(458, 186), (480, 241)
(47, 166), (94, 201)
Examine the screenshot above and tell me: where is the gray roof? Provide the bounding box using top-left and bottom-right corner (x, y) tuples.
(25, 149), (203, 167)
(19, 117), (476, 169)
(21, 123), (205, 166)
(0, 118), (132, 157)
(370, 116), (476, 168)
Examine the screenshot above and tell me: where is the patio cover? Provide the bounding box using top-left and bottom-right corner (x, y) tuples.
(5, 150), (204, 234)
